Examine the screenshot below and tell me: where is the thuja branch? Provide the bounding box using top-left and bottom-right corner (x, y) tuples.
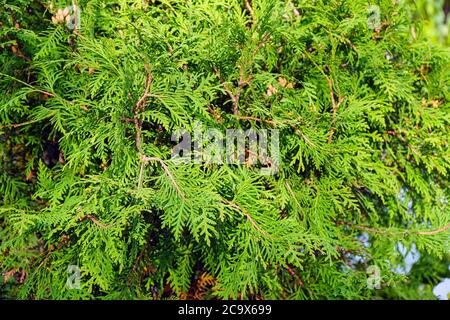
(284, 181), (303, 218)
(0, 110), (58, 129)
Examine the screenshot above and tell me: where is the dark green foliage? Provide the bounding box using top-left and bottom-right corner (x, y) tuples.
(0, 0), (449, 299)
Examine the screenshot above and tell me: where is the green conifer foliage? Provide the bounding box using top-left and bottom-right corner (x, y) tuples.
(0, 0), (449, 299)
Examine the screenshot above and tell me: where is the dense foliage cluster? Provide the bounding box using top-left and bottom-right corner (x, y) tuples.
(1, 0), (449, 299)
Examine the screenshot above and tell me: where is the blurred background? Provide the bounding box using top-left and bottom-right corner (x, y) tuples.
(415, 0), (450, 45)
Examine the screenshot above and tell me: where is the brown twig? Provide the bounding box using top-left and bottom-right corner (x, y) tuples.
(338, 221), (450, 237)
(234, 64), (254, 115)
(79, 214), (109, 228)
(132, 66), (184, 199)
(252, 33), (271, 57)
(11, 44), (32, 62)
(285, 264), (304, 287)
(326, 77), (346, 144)
(128, 242), (149, 285)
(36, 245), (54, 271)
(416, 223), (450, 235)
(213, 33), (269, 116)
(213, 67), (240, 115)
(244, 0), (256, 24)
(140, 155), (186, 200)
(384, 129), (421, 158)
(237, 116), (275, 125)
(121, 116), (135, 123)
(222, 199), (269, 236)
(33, 89), (55, 97)
(303, 52), (345, 145)
(245, 148), (273, 167)
(207, 106), (222, 123)
(0, 119), (40, 130)
(134, 65), (153, 154)
(35, 236), (69, 271)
